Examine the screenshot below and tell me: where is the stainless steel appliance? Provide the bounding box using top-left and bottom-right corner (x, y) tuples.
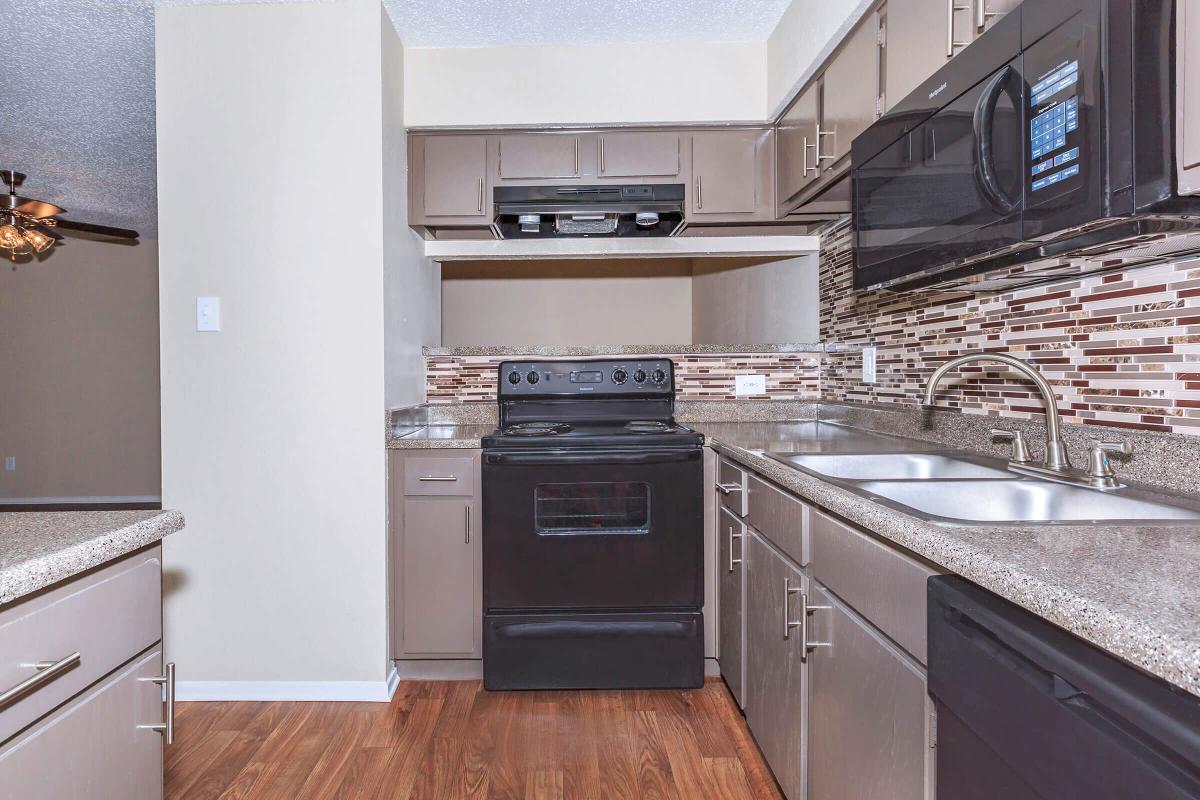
(493, 184), (685, 238)
(852, 0), (1200, 292)
(481, 358), (704, 690)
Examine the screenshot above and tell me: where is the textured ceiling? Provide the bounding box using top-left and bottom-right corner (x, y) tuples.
(0, 0), (157, 236)
(384, 0), (794, 47)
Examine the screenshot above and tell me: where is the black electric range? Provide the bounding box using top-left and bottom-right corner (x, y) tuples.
(481, 358), (705, 691)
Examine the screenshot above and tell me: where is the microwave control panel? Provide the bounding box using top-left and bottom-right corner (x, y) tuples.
(1029, 59), (1083, 194)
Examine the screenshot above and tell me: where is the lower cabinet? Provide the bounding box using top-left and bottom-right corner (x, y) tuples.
(0, 648), (165, 800)
(718, 506), (746, 707)
(744, 533), (809, 800)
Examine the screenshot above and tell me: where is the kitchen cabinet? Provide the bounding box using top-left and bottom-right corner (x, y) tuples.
(1181, 0), (1200, 196)
(497, 133), (581, 180)
(410, 134), (489, 222)
(744, 532), (808, 800)
(807, 585), (933, 800)
(391, 450), (483, 659)
(821, 16), (884, 169)
(718, 506), (746, 707)
(689, 129), (773, 221)
(598, 131), (681, 178)
(777, 83), (821, 210)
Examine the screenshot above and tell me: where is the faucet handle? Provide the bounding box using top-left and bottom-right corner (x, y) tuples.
(1087, 440), (1132, 480)
(992, 428), (1033, 463)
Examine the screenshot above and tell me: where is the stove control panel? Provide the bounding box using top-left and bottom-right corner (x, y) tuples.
(498, 358), (675, 396)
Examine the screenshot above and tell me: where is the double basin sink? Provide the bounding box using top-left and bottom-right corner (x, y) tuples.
(765, 447), (1200, 527)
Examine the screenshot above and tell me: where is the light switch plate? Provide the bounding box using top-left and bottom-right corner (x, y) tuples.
(4, 456), (14, 471)
(863, 346), (877, 384)
(735, 374), (767, 396)
(196, 296), (221, 332)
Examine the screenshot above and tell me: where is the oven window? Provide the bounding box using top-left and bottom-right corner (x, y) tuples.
(534, 482), (651, 536)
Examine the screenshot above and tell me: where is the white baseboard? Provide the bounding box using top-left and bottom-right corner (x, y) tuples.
(394, 659), (483, 680)
(178, 669), (399, 703)
(705, 657), (720, 677)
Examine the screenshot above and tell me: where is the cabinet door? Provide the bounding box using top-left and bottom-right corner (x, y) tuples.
(883, 0), (954, 111)
(808, 585), (933, 800)
(0, 648), (164, 800)
(401, 496), (479, 656)
(776, 83), (820, 208)
(744, 534), (808, 800)
(1181, 0), (1200, 195)
(691, 130), (759, 216)
(598, 132), (681, 178)
(498, 133), (581, 180)
(822, 15), (882, 168)
(718, 507), (746, 707)
(422, 135), (488, 217)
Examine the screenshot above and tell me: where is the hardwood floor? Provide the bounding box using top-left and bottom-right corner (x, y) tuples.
(165, 678), (783, 800)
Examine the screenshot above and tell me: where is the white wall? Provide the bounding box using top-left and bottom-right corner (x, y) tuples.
(383, 11), (440, 408)
(403, 41), (766, 127)
(767, 0), (873, 116)
(157, 0), (391, 692)
(691, 255), (820, 343)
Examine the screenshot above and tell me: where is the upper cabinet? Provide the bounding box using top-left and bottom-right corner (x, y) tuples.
(776, 83), (821, 211)
(497, 133), (581, 180)
(689, 129), (774, 222)
(598, 131), (682, 178)
(409, 134), (489, 224)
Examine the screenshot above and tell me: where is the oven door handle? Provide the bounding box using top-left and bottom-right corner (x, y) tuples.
(485, 450), (701, 466)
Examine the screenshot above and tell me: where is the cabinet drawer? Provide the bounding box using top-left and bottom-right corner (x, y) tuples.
(403, 455), (475, 496)
(715, 457), (748, 517)
(810, 511), (939, 664)
(746, 475), (809, 567)
(0, 547), (162, 745)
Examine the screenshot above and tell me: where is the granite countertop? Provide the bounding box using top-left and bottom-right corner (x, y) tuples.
(694, 421), (1200, 699)
(388, 424), (492, 449)
(0, 510), (185, 607)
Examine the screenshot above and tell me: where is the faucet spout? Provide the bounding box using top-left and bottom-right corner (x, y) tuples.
(924, 352), (1070, 471)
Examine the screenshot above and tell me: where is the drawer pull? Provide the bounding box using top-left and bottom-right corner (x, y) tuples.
(138, 662), (176, 745)
(714, 482), (742, 495)
(0, 652), (81, 709)
(418, 475), (460, 482)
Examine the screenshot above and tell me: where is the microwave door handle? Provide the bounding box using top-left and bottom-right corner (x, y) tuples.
(972, 65), (1021, 214)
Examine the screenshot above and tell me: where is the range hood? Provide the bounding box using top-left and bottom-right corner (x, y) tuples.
(494, 184), (685, 239)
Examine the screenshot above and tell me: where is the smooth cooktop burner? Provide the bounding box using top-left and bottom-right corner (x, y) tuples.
(625, 420), (673, 433)
(503, 422), (573, 437)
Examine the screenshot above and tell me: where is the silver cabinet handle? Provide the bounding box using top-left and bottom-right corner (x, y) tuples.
(138, 662), (176, 745)
(465, 504), (471, 544)
(783, 577), (802, 640)
(418, 475), (459, 482)
(799, 592), (832, 663)
(802, 136), (817, 177)
(714, 482), (742, 495)
(600, 139), (606, 174)
(727, 525), (743, 573)
(574, 137), (580, 175)
(816, 127), (837, 162)
(0, 652), (81, 709)
(947, 0), (971, 57)
(477, 178), (484, 213)
(975, 0), (999, 31)
(695, 175), (703, 210)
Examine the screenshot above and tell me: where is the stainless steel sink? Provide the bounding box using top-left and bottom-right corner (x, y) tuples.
(769, 452), (1012, 481)
(855, 479), (1200, 526)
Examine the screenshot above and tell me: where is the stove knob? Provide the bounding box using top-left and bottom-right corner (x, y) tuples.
(611, 368), (628, 385)
(507, 370), (522, 385)
(526, 371), (540, 385)
(633, 368), (647, 384)
(651, 368), (667, 384)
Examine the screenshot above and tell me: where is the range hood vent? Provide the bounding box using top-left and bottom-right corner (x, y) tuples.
(494, 184), (685, 239)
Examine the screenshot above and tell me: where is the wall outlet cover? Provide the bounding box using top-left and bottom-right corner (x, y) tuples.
(735, 374), (767, 396)
(863, 346), (877, 384)
(196, 296), (221, 332)
(4, 456), (14, 471)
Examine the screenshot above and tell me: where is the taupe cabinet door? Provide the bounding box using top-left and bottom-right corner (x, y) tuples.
(401, 497), (478, 655)
(0, 648), (164, 800)
(691, 130), (759, 216)
(777, 83), (820, 208)
(807, 585), (932, 800)
(422, 135), (488, 217)
(498, 133), (581, 180)
(883, 0), (953, 111)
(822, 17), (882, 167)
(744, 533), (808, 800)
(1181, 0), (1200, 195)
(718, 507), (746, 708)
(598, 132), (681, 178)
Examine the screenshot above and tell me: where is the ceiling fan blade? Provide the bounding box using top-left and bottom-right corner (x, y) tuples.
(28, 218), (63, 241)
(1, 194), (65, 219)
(53, 218), (140, 240)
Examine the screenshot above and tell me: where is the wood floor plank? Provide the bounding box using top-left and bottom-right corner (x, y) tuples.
(167, 678), (780, 800)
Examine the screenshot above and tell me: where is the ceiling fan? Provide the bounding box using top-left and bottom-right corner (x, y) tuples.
(0, 169), (139, 259)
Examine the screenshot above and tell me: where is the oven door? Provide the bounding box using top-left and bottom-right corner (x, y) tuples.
(482, 448), (703, 611)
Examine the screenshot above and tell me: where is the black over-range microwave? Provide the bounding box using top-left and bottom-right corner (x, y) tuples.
(851, 0), (1200, 292)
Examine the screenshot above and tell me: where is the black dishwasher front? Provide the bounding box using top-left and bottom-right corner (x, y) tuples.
(928, 576), (1200, 800)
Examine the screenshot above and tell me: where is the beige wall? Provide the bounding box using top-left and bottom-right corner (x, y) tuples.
(767, 0), (873, 115)
(691, 255), (820, 343)
(157, 0), (390, 689)
(0, 238), (160, 502)
(403, 42), (766, 126)
(383, 12), (440, 408)
(441, 260), (693, 346)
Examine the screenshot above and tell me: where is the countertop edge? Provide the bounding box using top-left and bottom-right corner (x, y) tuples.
(0, 510), (186, 607)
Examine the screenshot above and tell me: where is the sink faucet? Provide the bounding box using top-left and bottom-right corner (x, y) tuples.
(923, 352), (1071, 471)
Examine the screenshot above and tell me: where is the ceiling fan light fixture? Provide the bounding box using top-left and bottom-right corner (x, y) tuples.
(20, 226), (54, 253)
(0, 222), (26, 251)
